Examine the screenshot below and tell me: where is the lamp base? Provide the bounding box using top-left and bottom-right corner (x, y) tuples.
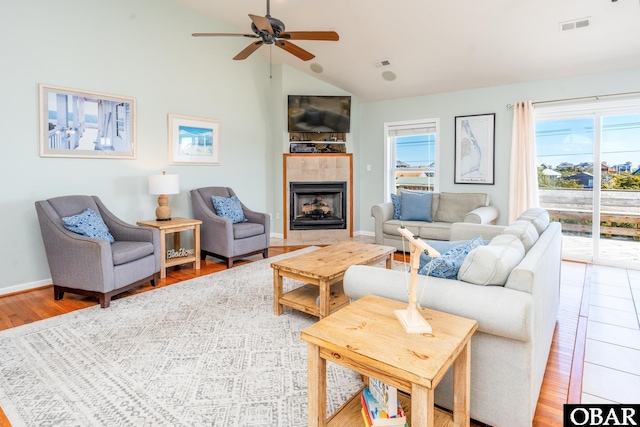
(155, 196), (172, 221)
(395, 308), (433, 334)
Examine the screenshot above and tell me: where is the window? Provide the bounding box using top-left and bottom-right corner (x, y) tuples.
(534, 99), (640, 266)
(384, 119), (439, 198)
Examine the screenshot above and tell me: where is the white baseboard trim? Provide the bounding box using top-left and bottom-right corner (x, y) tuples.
(354, 230), (374, 237)
(0, 279), (51, 296)
(270, 232), (284, 239)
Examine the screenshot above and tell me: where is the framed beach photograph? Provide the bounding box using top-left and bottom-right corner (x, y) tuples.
(39, 84), (136, 159)
(454, 113), (495, 184)
(168, 114), (220, 165)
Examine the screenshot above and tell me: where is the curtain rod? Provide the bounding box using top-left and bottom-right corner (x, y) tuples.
(506, 90), (640, 109)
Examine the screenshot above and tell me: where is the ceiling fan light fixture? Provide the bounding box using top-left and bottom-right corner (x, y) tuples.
(382, 71), (397, 81)
(310, 63), (323, 73)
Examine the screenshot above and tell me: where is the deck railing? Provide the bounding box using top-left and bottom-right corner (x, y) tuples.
(540, 189), (640, 240)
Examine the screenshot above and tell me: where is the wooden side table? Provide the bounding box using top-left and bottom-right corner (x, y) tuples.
(136, 217), (202, 279)
(300, 294), (478, 427)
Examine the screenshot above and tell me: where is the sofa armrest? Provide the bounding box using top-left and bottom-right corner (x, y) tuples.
(371, 202), (394, 244)
(344, 265), (532, 342)
(464, 205), (499, 224)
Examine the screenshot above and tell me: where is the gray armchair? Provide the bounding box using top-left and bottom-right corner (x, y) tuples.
(191, 187), (270, 268)
(35, 195), (161, 308)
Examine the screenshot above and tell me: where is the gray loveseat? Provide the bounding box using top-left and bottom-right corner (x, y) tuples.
(344, 208), (561, 427)
(372, 192), (499, 251)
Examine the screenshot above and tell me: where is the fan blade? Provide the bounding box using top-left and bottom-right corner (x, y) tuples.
(279, 31), (339, 41)
(192, 33), (258, 38)
(248, 14), (274, 34)
(233, 41), (264, 60)
(276, 40), (315, 61)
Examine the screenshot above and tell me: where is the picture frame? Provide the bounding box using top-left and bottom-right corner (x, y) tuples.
(454, 113), (495, 184)
(168, 114), (220, 165)
(39, 84), (136, 159)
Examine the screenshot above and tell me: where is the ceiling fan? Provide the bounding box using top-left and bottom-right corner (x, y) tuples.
(192, 0), (339, 61)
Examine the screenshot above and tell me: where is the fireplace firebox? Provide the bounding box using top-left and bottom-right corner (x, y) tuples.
(289, 181), (347, 230)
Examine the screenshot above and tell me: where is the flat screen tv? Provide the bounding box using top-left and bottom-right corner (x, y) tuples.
(287, 95), (351, 133)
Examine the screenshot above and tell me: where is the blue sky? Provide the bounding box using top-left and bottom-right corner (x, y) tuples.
(535, 114), (640, 168)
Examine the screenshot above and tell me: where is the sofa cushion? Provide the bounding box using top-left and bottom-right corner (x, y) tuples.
(433, 192), (490, 223)
(518, 207), (550, 234)
(419, 236), (485, 279)
(211, 195), (247, 224)
(458, 234), (525, 286)
(502, 220), (539, 252)
(111, 241), (155, 265)
(400, 191), (433, 222)
(62, 208), (115, 243)
(390, 193), (401, 219)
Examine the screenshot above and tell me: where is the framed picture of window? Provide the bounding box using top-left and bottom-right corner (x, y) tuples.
(39, 84), (136, 159)
(454, 113), (495, 184)
(168, 114), (220, 165)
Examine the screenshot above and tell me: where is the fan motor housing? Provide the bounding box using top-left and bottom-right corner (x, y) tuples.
(252, 16), (285, 43)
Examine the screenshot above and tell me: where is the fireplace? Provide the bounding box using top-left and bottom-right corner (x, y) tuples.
(289, 181), (347, 230)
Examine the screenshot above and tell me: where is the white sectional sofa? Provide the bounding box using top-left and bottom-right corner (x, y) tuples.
(372, 192), (499, 251)
(344, 208), (562, 427)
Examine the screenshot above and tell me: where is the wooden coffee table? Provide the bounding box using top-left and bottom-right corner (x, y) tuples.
(301, 294), (478, 427)
(271, 241), (396, 318)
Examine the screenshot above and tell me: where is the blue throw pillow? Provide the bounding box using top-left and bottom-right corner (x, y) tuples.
(211, 195), (247, 224)
(390, 193), (401, 220)
(62, 208), (115, 243)
(400, 191), (433, 222)
(419, 236), (485, 279)
(418, 237), (489, 270)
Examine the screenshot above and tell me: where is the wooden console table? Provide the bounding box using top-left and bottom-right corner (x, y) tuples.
(301, 294), (478, 426)
(136, 217), (201, 278)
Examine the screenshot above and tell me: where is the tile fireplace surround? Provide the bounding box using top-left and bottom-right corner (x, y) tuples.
(283, 153), (353, 240)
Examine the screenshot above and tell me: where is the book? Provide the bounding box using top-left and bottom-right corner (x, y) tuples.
(361, 387), (407, 427)
(361, 407), (372, 427)
(369, 378), (398, 418)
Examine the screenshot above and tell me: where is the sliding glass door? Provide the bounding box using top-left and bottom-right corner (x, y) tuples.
(535, 100), (640, 268)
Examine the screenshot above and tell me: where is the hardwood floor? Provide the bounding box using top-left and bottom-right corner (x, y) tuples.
(0, 247), (584, 426)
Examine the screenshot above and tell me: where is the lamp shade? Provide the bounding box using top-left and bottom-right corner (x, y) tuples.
(148, 172), (180, 195)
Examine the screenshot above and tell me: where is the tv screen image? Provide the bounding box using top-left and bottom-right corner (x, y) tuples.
(287, 95), (351, 133)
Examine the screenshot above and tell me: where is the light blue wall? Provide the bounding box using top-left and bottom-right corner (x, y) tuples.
(356, 67), (640, 233)
(0, 0), (275, 290)
(1, 0), (639, 292)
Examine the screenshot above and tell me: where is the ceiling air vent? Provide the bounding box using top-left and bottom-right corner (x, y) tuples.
(373, 59), (391, 67)
(560, 17), (591, 32)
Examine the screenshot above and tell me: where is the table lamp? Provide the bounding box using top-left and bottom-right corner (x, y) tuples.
(148, 171), (180, 221)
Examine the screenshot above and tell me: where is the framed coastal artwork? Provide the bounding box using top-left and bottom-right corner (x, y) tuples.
(39, 84), (136, 159)
(454, 113), (495, 184)
(168, 114), (220, 165)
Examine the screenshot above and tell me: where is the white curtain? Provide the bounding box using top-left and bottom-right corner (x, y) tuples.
(508, 101), (539, 223)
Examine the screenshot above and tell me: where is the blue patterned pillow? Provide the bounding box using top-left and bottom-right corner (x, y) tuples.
(211, 195), (247, 224)
(419, 236), (484, 279)
(62, 208), (115, 243)
(390, 193), (401, 219)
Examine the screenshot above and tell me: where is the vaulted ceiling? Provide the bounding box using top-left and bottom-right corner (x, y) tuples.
(175, 0), (640, 102)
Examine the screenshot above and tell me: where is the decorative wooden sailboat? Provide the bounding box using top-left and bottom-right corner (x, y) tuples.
(395, 227), (441, 334)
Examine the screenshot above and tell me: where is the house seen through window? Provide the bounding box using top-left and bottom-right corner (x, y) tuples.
(384, 119), (439, 197)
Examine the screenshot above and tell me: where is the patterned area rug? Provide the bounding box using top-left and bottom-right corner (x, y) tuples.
(0, 248), (386, 427)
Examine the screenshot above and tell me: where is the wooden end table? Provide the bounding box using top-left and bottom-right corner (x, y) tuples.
(136, 217), (202, 279)
(271, 241), (396, 319)
(301, 294), (478, 427)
